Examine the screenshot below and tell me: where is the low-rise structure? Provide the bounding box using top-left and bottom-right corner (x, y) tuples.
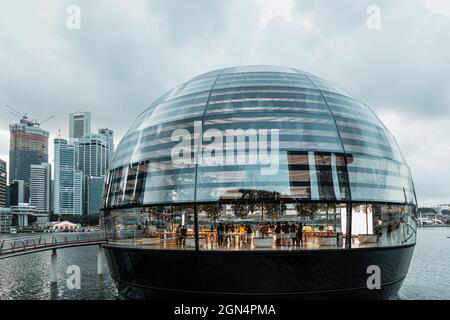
(47, 220), (80, 232)
(0, 208), (12, 232)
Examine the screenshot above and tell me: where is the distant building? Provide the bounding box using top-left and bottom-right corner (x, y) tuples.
(5, 185), (10, 208)
(53, 138), (83, 215)
(10, 203), (36, 227)
(77, 134), (110, 177)
(77, 134), (110, 214)
(98, 128), (114, 160)
(0, 159), (6, 207)
(432, 204), (450, 215)
(9, 180), (26, 206)
(30, 163), (51, 215)
(9, 116), (49, 186)
(69, 111), (91, 140)
(88, 176), (104, 215)
(0, 208), (12, 232)
(47, 220), (80, 232)
(416, 207), (438, 218)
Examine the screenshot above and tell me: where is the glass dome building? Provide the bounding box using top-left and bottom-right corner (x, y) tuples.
(101, 65), (417, 299)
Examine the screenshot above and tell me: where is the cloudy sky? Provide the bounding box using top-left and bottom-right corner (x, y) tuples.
(0, 0), (449, 206)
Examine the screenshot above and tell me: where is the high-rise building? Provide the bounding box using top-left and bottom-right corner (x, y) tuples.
(88, 176), (104, 215)
(98, 128), (115, 161)
(77, 134), (110, 214)
(9, 116), (49, 188)
(0, 159), (6, 207)
(53, 138), (83, 215)
(30, 163), (51, 214)
(9, 180), (25, 206)
(78, 134), (110, 177)
(5, 186), (10, 208)
(69, 112), (91, 140)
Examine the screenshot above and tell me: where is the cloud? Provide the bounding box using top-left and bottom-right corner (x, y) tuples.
(0, 0), (449, 205)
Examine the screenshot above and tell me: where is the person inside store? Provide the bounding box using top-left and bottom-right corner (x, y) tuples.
(217, 222), (224, 246)
(259, 224), (269, 238)
(296, 222), (303, 247)
(245, 224), (252, 244)
(282, 222), (290, 246)
(275, 222), (281, 246)
(176, 224), (183, 245)
(180, 224), (187, 245)
(290, 223), (297, 246)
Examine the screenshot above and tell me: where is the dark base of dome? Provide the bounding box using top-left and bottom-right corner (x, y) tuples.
(114, 279), (405, 300)
(104, 244), (414, 300)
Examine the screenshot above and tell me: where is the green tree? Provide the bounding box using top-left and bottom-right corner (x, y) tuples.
(201, 203), (223, 226)
(296, 203), (319, 220)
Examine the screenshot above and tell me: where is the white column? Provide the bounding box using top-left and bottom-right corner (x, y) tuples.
(308, 151), (319, 200)
(97, 245), (104, 275)
(50, 249), (57, 284)
(331, 153), (342, 201)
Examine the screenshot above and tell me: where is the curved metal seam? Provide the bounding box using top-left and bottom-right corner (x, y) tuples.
(292, 68), (353, 202)
(192, 67), (228, 250)
(295, 68), (354, 248)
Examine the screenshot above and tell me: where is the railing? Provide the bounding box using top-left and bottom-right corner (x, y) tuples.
(0, 232), (106, 256)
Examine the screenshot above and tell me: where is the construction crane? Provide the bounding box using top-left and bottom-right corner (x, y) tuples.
(2, 105), (55, 127)
(37, 115), (55, 127)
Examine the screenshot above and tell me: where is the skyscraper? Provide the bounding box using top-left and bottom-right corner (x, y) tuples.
(69, 111), (91, 139)
(9, 180), (25, 206)
(88, 176), (104, 215)
(53, 138), (83, 215)
(77, 134), (110, 214)
(98, 128), (115, 161)
(78, 134), (110, 177)
(0, 159), (6, 207)
(9, 116), (49, 187)
(30, 163), (51, 214)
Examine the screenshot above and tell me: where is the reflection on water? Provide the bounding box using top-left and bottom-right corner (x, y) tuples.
(0, 228), (449, 300)
(0, 235), (117, 300)
(399, 227), (450, 300)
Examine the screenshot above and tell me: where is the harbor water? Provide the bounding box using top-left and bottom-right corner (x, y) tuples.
(0, 227), (449, 300)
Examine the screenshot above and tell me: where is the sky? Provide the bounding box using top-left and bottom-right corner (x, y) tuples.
(0, 0), (449, 207)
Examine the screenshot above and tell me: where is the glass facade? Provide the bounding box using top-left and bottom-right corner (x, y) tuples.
(102, 65), (417, 251)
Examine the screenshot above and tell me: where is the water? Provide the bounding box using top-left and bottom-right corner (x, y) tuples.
(0, 228), (449, 300)
(399, 227), (450, 299)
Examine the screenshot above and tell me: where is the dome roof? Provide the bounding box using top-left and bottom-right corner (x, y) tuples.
(105, 65), (415, 207)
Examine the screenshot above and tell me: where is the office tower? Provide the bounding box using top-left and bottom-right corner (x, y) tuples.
(98, 128), (115, 160)
(5, 186), (10, 207)
(0, 159), (6, 207)
(9, 116), (49, 188)
(78, 134), (110, 176)
(53, 138), (83, 215)
(88, 176), (104, 215)
(9, 180), (25, 206)
(30, 163), (51, 214)
(69, 111), (91, 139)
(77, 134), (110, 214)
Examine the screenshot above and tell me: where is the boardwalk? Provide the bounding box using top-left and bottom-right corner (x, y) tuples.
(0, 232), (106, 259)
